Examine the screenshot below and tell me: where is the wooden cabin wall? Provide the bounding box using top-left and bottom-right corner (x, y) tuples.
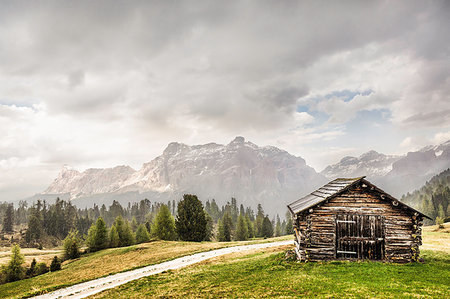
(294, 185), (422, 262)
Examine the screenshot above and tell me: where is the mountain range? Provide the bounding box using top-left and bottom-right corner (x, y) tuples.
(28, 137), (450, 216)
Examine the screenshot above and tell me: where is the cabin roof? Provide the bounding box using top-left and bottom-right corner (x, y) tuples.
(287, 177), (431, 219)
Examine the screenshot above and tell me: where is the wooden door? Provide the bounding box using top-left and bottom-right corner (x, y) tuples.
(335, 214), (385, 260)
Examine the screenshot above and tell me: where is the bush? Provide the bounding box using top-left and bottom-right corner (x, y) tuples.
(35, 262), (48, 275)
(63, 230), (81, 259)
(50, 256), (61, 272)
(135, 224), (151, 244)
(151, 205), (177, 241)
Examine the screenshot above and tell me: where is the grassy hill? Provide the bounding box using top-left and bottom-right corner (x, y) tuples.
(0, 236), (290, 298)
(92, 225), (450, 298)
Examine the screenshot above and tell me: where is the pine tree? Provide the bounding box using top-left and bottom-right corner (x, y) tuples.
(109, 225), (120, 248)
(131, 217), (138, 232)
(255, 204), (265, 237)
(175, 194), (207, 242)
(285, 211), (294, 235)
(236, 214), (248, 241)
(275, 215), (282, 237)
(2, 204), (14, 233)
(261, 215), (273, 238)
(111, 216), (134, 247)
(151, 205), (177, 240)
(136, 224), (151, 243)
(26, 258), (37, 277)
(245, 214), (254, 238)
(86, 217), (109, 252)
(63, 230), (81, 259)
(218, 212), (233, 241)
(50, 256), (61, 271)
(4, 244), (25, 282)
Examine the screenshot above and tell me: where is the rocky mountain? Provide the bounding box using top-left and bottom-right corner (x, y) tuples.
(380, 140), (450, 196)
(320, 140), (450, 198)
(39, 137), (326, 214)
(321, 150), (401, 180)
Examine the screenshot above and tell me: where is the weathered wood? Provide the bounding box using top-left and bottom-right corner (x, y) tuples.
(291, 180), (424, 263)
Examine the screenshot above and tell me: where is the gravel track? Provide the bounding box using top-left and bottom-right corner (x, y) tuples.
(32, 240), (293, 299)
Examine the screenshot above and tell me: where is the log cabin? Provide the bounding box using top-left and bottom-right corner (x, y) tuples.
(287, 177), (430, 263)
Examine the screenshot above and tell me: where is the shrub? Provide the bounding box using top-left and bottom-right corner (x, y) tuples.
(63, 230), (81, 259)
(50, 256), (61, 272)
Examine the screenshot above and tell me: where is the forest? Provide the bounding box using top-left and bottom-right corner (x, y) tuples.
(0, 195), (292, 249)
(402, 168), (450, 225)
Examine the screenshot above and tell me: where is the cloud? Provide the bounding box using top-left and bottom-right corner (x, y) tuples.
(0, 1), (449, 200)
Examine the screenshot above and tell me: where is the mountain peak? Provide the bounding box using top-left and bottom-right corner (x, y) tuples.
(230, 136), (245, 144)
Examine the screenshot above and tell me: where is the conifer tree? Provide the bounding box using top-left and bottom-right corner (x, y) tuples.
(175, 194), (207, 242)
(218, 212), (233, 241)
(151, 205), (177, 240)
(261, 215), (273, 238)
(136, 224), (151, 243)
(285, 211), (294, 235)
(275, 215), (282, 237)
(109, 225), (120, 247)
(245, 214), (254, 238)
(4, 244), (24, 282)
(2, 204), (14, 233)
(255, 204), (265, 237)
(236, 214), (248, 241)
(86, 217), (109, 252)
(50, 256), (61, 271)
(63, 230), (81, 259)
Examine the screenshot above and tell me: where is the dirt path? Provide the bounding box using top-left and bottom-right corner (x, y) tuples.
(32, 240), (293, 299)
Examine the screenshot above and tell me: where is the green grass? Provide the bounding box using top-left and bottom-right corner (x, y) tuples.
(0, 236), (290, 298)
(93, 248), (450, 298)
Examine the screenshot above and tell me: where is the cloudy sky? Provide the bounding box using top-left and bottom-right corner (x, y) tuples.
(0, 1), (449, 201)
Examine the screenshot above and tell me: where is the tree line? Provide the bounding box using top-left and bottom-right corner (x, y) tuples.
(0, 195), (293, 247)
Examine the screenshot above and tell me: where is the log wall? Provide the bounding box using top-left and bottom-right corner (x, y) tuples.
(293, 184), (423, 263)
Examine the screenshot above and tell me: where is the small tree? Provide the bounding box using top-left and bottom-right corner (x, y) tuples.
(109, 225), (120, 247)
(4, 244), (25, 282)
(2, 204), (14, 233)
(136, 224), (151, 244)
(218, 212), (233, 242)
(26, 258), (37, 277)
(112, 216), (135, 247)
(245, 214), (254, 238)
(175, 194), (207, 242)
(63, 230), (81, 259)
(261, 215), (273, 238)
(86, 217), (109, 252)
(35, 262), (48, 275)
(50, 256), (61, 271)
(285, 211), (294, 235)
(236, 214), (248, 241)
(151, 205), (177, 241)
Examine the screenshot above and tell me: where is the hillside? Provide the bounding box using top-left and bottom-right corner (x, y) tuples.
(401, 168), (450, 224)
(91, 228), (450, 299)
